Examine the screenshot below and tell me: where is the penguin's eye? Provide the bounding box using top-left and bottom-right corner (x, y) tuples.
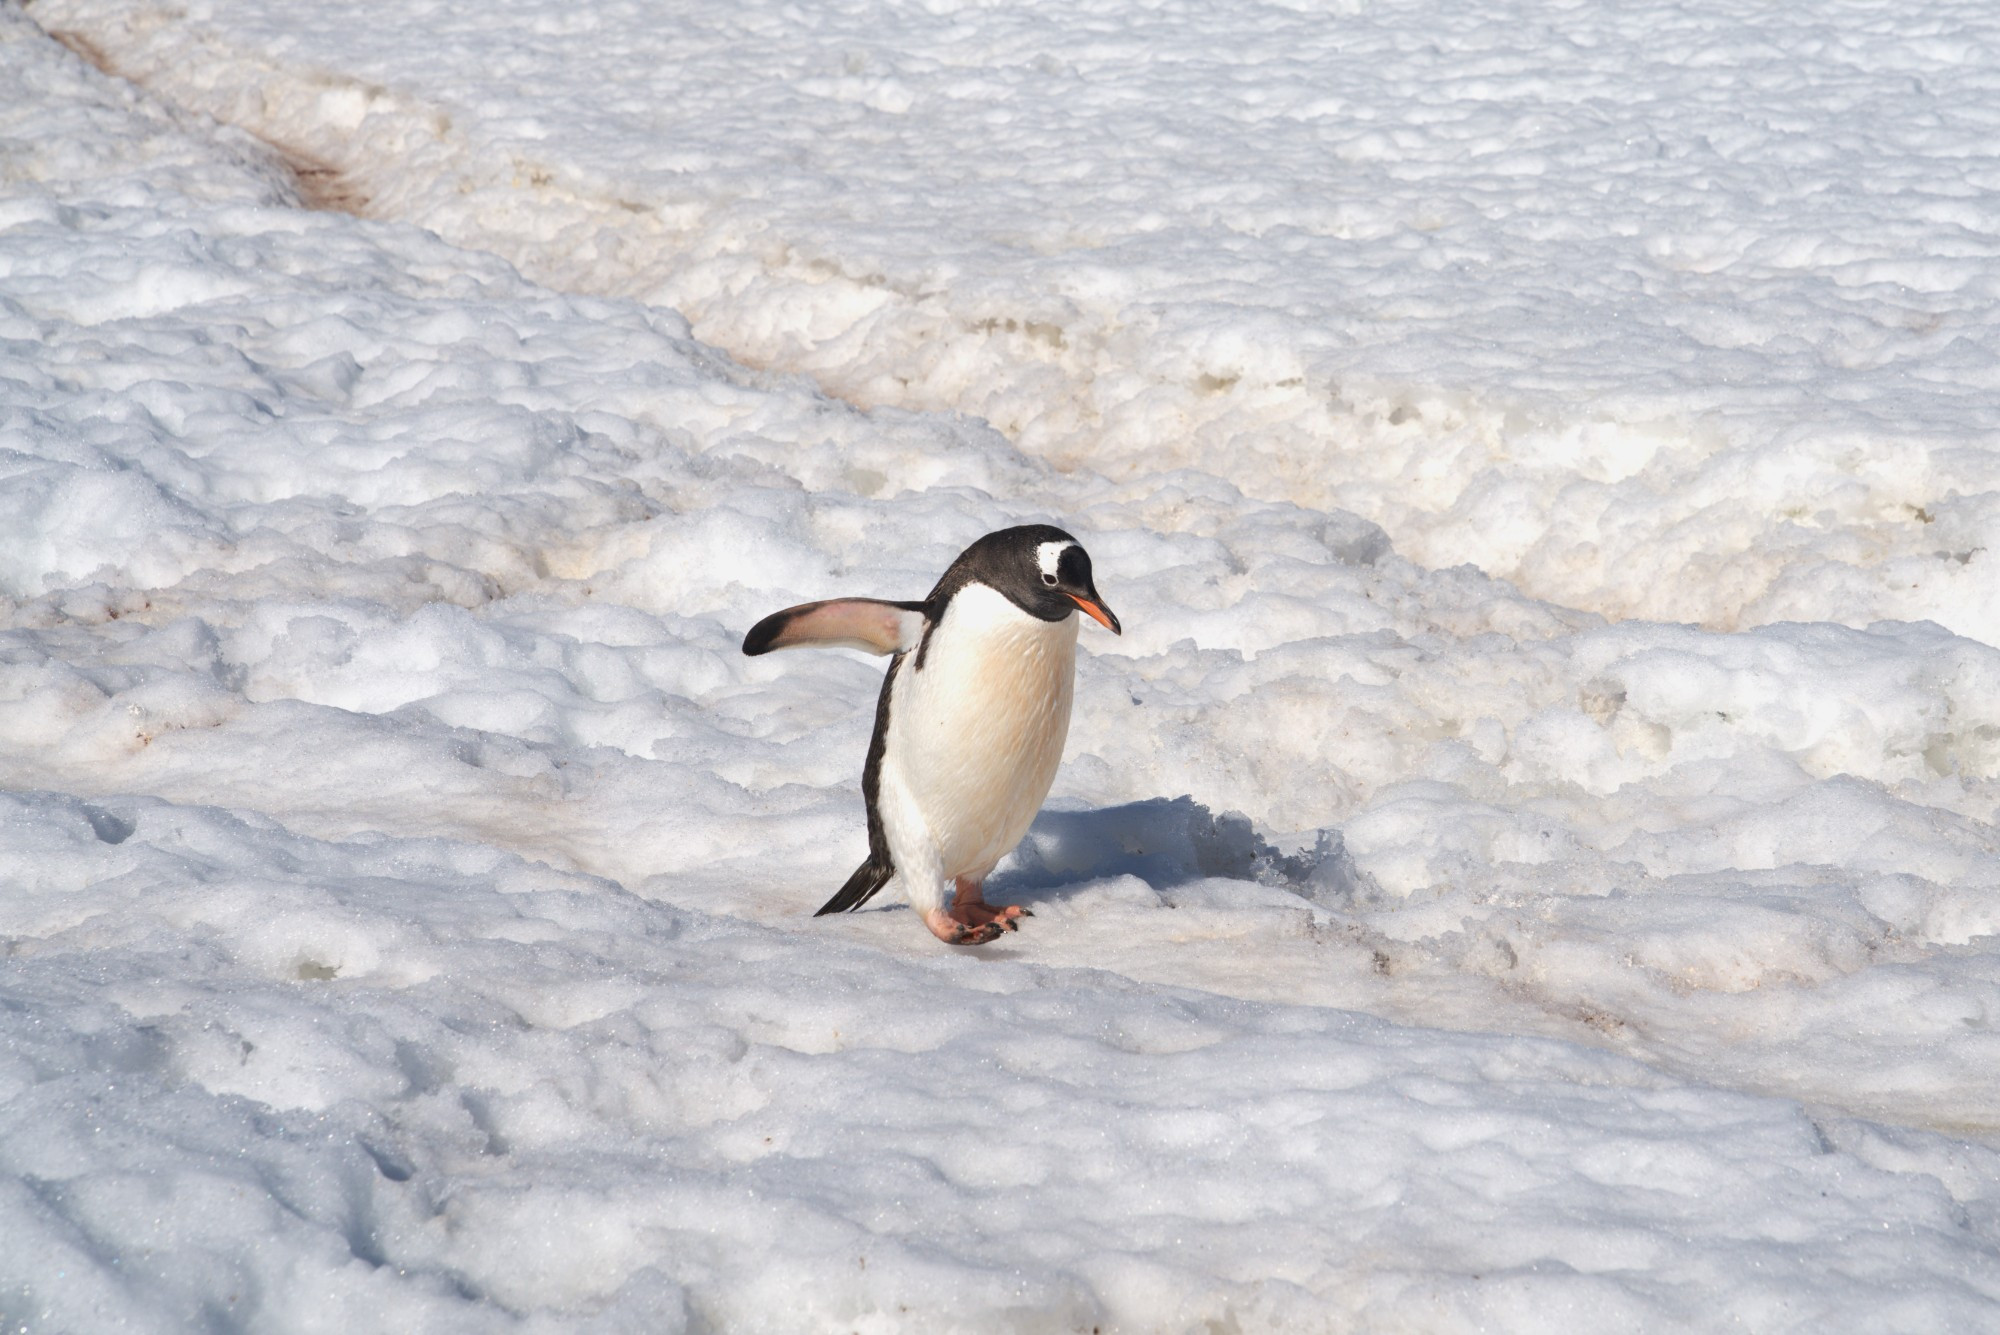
(1041, 572), (1058, 586)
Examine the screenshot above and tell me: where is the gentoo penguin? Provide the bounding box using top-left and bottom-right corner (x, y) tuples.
(742, 525), (1120, 944)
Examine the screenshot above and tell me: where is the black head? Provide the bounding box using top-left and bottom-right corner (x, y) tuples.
(929, 524), (1121, 633)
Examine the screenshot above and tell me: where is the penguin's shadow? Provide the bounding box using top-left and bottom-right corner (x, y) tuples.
(987, 796), (1362, 907)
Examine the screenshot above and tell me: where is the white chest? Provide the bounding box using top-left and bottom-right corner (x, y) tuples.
(885, 584), (1078, 877)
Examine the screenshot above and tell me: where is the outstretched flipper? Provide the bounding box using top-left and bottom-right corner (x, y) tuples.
(816, 855), (893, 916)
(742, 599), (927, 656)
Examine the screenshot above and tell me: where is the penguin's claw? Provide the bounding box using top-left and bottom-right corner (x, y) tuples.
(978, 903), (1026, 931)
(923, 907), (1006, 945)
(924, 890), (1027, 944)
(946, 878), (1027, 937)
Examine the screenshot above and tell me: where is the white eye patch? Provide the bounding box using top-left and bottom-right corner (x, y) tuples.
(1037, 540), (1073, 584)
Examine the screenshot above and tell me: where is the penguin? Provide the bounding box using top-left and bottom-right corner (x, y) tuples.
(742, 525), (1120, 944)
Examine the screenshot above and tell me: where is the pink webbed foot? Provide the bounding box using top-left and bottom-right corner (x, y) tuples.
(922, 906), (1003, 945)
(919, 877), (1028, 945)
(955, 876), (1028, 931)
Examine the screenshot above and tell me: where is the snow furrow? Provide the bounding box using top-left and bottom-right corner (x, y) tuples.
(25, 0), (2000, 641)
(7, 5), (2000, 1330)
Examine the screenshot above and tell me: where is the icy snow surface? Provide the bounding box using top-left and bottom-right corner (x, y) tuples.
(25, 0), (2000, 640)
(4, 1), (2000, 1331)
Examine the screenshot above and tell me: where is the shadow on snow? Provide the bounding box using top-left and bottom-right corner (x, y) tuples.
(991, 795), (1366, 908)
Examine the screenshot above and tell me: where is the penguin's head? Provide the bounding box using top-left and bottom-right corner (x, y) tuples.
(944, 525), (1122, 634)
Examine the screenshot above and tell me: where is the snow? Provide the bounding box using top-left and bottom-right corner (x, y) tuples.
(27, 0), (2000, 640)
(4, 0), (2000, 1330)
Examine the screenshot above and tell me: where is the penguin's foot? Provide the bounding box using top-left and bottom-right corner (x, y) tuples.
(923, 906), (1005, 945)
(949, 878), (1027, 934)
(918, 880), (1029, 945)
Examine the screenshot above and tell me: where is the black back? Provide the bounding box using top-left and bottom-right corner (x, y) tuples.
(813, 656), (903, 916)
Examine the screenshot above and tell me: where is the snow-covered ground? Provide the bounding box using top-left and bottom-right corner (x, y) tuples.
(4, 1), (2000, 1330)
(28, 0), (2000, 640)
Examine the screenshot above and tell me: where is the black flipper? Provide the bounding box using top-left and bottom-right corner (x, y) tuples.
(815, 856), (893, 916)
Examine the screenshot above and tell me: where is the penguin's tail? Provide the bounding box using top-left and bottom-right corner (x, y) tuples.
(815, 857), (893, 916)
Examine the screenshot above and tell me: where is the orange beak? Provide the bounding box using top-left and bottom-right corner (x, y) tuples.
(1068, 593), (1121, 634)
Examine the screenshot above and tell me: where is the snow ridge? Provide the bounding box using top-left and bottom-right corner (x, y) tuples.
(6, 4), (2000, 1330)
